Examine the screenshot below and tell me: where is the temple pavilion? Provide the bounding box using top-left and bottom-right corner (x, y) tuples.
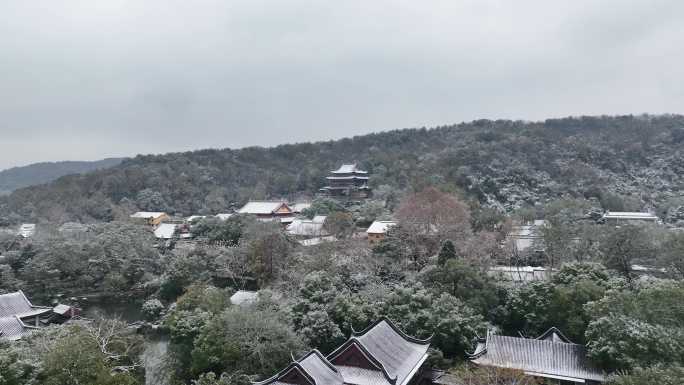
(255, 318), (431, 385)
(320, 164), (371, 199)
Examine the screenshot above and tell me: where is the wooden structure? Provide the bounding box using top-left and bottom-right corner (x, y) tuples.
(130, 211), (169, 226)
(366, 221), (397, 244)
(320, 164), (371, 199)
(237, 201), (295, 224)
(256, 317), (431, 385)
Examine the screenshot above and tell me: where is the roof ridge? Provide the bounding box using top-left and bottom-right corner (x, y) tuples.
(327, 337), (397, 385)
(252, 361), (317, 385)
(352, 317), (432, 344)
(535, 327), (573, 344)
(298, 349), (341, 374)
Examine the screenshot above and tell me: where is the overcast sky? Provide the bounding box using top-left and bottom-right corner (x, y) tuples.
(1, 0), (683, 170)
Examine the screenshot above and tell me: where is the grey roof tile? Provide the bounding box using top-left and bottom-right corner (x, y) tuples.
(471, 333), (605, 382)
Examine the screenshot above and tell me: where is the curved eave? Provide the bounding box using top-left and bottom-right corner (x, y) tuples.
(327, 337), (398, 385)
(252, 362), (316, 385)
(352, 317), (432, 344)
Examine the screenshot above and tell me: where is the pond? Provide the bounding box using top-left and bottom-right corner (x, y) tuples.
(81, 299), (170, 385)
(82, 299), (144, 322)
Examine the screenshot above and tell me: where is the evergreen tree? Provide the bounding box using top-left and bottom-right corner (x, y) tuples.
(437, 240), (457, 266)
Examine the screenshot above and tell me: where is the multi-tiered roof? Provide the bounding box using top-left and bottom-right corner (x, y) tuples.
(320, 164), (371, 198)
(255, 318), (431, 385)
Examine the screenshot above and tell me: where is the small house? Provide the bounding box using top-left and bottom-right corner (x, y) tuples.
(237, 201), (295, 223)
(286, 216), (327, 238)
(601, 211), (659, 225)
(18, 223), (36, 238)
(130, 212), (169, 226)
(366, 220), (397, 244)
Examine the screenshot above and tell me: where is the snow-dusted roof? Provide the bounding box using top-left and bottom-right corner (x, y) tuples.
(0, 291), (51, 341)
(238, 201), (290, 215)
(602, 211), (658, 221)
(366, 221), (397, 234)
(255, 350), (344, 385)
(130, 211), (167, 219)
(18, 224), (36, 238)
(287, 217), (327, 237)
(154, 223), (177, 239)
(257, 318), (429, 385)
(331, 164), (368, 174)
(326, 318), (430, 385)
(471, 331), (605, 383)
(0, 291), (35, 317)
(230, 290), (258, 306)
(489, 266), (550, 282)
(186, 215), (206, 222)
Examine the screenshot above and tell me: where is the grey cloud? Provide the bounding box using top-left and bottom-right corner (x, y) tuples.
(1, 0), (683, 169)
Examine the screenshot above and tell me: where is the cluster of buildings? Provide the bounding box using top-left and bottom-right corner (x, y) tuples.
(254, 316), (605, 385)
(0, 291), (78, 341)
(257, 318), (431, 385)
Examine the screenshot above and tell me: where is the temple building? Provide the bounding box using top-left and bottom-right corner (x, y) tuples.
(255, 318), (431, 385)
(237, 201), (296, 224)
(320, 164), (371, 199)
(469, 327), (605, 384)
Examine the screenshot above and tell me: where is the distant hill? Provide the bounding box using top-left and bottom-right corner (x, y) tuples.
(1, 115), (684, 224)
(0, 158), (125, 194)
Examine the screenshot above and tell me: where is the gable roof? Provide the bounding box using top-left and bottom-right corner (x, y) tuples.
(602, 211), (658, 220)
(130, 211), (167, 219)
(257, 318), (430, 385)
(238, 201), (291, 215)
(328, 318), (431, 385)
(254, 350), (343, 385)
(0, 291), (51, 341)
(366, 221), (397, 234)
(536, 327), (573, 344)
(0, 291), (35, 317)
(470, 331), (605, 383)
(154, 223), (178, 239)
(287, 217), (327, 237)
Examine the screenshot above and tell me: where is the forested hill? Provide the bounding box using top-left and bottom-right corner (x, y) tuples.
(0, 158), (125, 195)
(2, 115), (684, 224)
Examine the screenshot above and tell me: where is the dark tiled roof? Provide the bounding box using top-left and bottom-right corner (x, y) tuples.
(255, 350), (343, 385)
(0, 316), (27, 340)
(353, 319), (430, 385)
(0, 291), (52, 341)
(471, 332), (605, 382)
(298, 351), (344, 385)
(257, 318), (430, 385)
(0, 291), (34, 317)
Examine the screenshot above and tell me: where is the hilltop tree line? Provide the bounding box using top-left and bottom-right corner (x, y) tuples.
(1, 115), (684, 224)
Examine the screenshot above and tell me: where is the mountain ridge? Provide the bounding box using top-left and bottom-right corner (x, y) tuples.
(0, 158), (126, 195)
(1, 114), (683, 224)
